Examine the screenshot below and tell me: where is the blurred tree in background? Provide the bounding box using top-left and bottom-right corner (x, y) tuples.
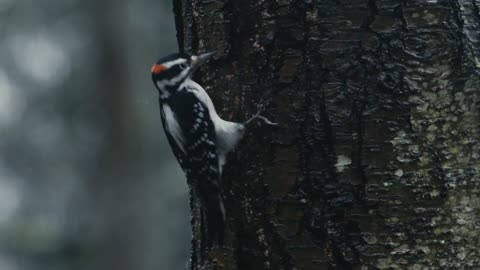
(0, 0), (190, 269)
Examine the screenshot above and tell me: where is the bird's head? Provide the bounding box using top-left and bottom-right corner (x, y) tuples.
(151, 51), (216, 93)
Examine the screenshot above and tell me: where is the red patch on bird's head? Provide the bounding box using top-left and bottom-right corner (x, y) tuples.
(151, 64), (167, 74)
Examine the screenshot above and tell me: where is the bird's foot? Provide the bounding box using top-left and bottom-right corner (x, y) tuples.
(245, 111), (277, 126)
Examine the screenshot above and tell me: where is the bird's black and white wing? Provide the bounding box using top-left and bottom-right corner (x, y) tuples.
(161, 91), (219, 180)
(159, 99), (189, 173)
(159, 91), (225, 229)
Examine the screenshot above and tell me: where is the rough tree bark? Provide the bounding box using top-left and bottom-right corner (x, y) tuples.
(173, 0), (480, 269)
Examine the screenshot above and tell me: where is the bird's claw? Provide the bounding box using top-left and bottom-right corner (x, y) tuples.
(245, 111), (277, 126)
(254, 115), (277, 126)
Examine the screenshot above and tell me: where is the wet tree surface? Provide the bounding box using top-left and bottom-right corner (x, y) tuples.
(173, 0), (480, 269)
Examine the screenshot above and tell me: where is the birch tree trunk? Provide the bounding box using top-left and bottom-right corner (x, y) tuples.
(173, 0), (480, 269)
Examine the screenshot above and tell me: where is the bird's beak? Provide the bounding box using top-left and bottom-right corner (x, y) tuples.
(191, 50), (216, 68)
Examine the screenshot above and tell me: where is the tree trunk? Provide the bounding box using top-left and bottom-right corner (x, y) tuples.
(173, 0), (480, 269)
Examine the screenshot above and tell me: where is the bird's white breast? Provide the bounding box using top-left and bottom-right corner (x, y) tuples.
(183, 79), (245, 153)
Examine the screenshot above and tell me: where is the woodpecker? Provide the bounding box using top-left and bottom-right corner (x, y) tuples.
(151, 51), (273, 235)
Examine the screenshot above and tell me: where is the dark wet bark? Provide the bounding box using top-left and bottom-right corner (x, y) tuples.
(173, 0), (480, 269)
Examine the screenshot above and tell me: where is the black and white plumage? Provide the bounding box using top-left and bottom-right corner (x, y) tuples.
(151, 52), (245, 231)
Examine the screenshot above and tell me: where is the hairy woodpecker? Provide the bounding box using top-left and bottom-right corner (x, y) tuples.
(151, 51), (273, 234)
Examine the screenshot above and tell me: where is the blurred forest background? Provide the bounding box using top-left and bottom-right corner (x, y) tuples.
(0, 0), (190, 269)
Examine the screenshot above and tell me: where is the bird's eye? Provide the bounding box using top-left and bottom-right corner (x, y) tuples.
(179, 63), (188, 70)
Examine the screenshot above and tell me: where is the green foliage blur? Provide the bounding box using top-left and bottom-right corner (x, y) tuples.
(0, 0), (190, 269)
